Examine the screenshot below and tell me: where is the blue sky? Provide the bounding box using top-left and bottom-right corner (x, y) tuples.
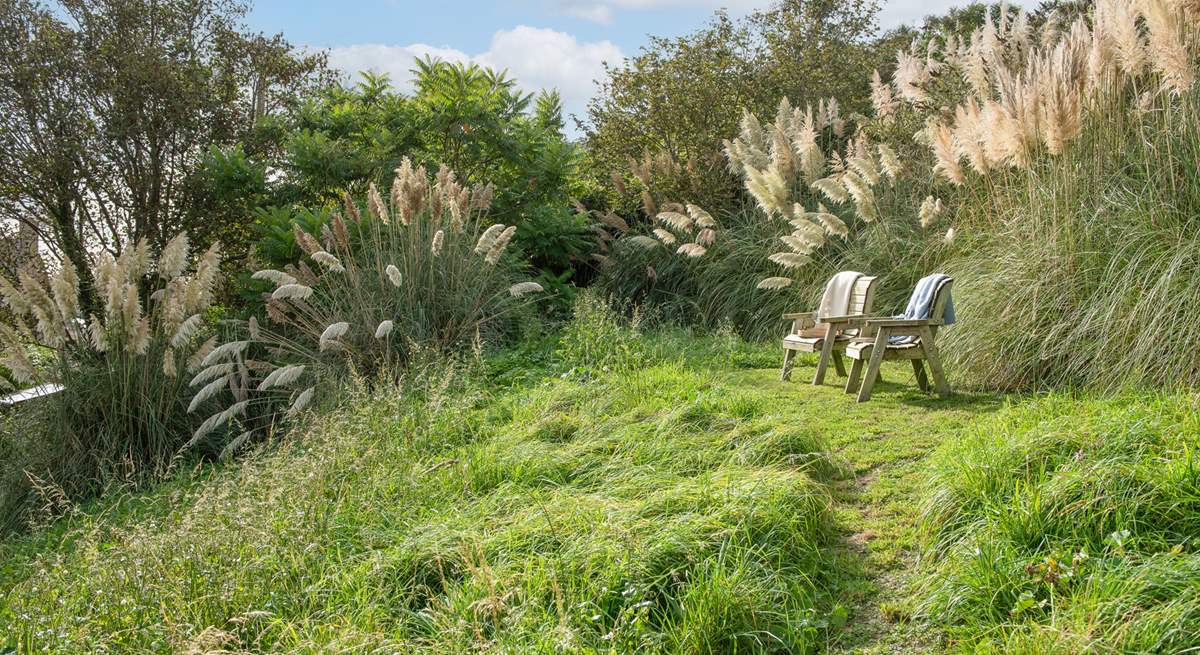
(245, 0), (969, 131)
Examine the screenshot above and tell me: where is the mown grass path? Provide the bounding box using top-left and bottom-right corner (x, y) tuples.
(734, 360), (1006, 654)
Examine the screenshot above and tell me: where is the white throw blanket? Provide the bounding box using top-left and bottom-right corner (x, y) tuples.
(817, 271), (863, 320)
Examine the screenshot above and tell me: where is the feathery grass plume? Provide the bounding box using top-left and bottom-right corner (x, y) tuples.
(191, 362), (235, 387)
(87, 315), (107, 352)
(919, 196), (946, 227)
(786, 107), (821, 183)
(1140, 0), (1195, 94)
(286, 387), (315, 417)
(964, 31), (992, 99)
(1107, 0), (1147, 77)
(769, 102), (797, 181)
(508, 281), (545, 297)
(342, 190), (362, 224)
(894, 49), (932, 104)
(842, 171), (879, 221)
(953, 98), (992, 174)
(202, 340), (248, 367)
(188, 336), (216, 372)
(50, 262), (80, 328)
(812, 176), (849, 204)
(318, 322), (349, 351)
(184, 242), (222, 315)
(485, 226), (517, 265)
(367, 183), (388, 223)
(764, 166), (796, 217)
(188, 376), (229, 413)
(639, 188), (658, 217)
(878, 145), (903, 182)
(311, 251), (345, 273)
(1037, 26), (1088, 155)
(431, 230), (445, 256)
(474, 224), (506, 255)
(0, 325), (37, 383)
(157, 232), (190, 279)
(686, 204), (715, 228)
(384, 264), (402, 288)
(600, 211), (629, 232)
(930, 121), (966, 184)
(944, 227), (957, 244)
(696, 228), (716, 246)
(677, 243), (707, 258)
(0, 274), (31, 316)
(626, 235), (660, 250)
(769, 252), (811, 269)
(757, 276), (793, 290)
(656, 211), (692, 231)
(736, 109), (770, 170)
(272, 284), (313, 301)
(170, 314), (203, 348)
(805, 203), (848, 237)
(847, 153), (881, 186)
(251, 269), (297, 287)
(374, 320), (394, 339)
(257, 364), (306, 391)
(781, 234), (817, 255)
(652, 228), (678, 245)
(187, 399), (249, 447)
(870, 69), (899, 120)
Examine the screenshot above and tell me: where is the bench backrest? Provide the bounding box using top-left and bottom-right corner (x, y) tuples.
(843, 275), (879, 338)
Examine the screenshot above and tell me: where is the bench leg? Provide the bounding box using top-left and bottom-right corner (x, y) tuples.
(833, 352), (847, 377)
(911, 359), (929, 392)
(781, 348), (796, 381)
(812, 324), (838, 385)
(845, 357), (863, 394)
(857, 330), (890, 402)
(920, 327), (951, 396)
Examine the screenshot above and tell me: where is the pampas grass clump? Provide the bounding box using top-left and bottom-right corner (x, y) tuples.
(191, 159), (543, 448)
(0, 232), (227, 520)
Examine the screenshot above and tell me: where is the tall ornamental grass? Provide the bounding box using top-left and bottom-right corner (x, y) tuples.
(186, 159), (543, 454)
(0, 234), (224, 520)
(605, 0), (1200, 389)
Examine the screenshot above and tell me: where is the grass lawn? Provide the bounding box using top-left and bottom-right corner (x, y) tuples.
(1, 329), (1196, 653)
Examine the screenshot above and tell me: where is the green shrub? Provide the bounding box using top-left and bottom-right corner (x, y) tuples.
(917, 393), (1200, 652)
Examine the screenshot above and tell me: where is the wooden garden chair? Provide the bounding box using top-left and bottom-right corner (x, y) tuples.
(781, 274), (880, 385)
(844, 275), (953, 402)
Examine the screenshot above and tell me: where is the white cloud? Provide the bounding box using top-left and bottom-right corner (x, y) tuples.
(323, 27), (623, 134)
(553, 0), (770, 23)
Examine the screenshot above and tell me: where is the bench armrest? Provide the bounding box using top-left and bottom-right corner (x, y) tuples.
(865, 317), (944, 327)
(819, 313), (868, 324)
(782, 311), (816, 321)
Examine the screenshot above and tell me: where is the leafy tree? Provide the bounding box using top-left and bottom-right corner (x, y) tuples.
(584, 0), (886, 214)
(0, 0), (327, 309)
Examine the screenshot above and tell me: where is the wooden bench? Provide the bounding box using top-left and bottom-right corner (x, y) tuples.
(844, 277), (953, 402)
(781, 275), (880, 385)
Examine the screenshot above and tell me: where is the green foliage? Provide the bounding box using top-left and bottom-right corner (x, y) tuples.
(918, 394), (1200, 652)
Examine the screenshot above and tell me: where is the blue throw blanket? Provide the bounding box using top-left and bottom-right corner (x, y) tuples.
(889, 274), (955, 345)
